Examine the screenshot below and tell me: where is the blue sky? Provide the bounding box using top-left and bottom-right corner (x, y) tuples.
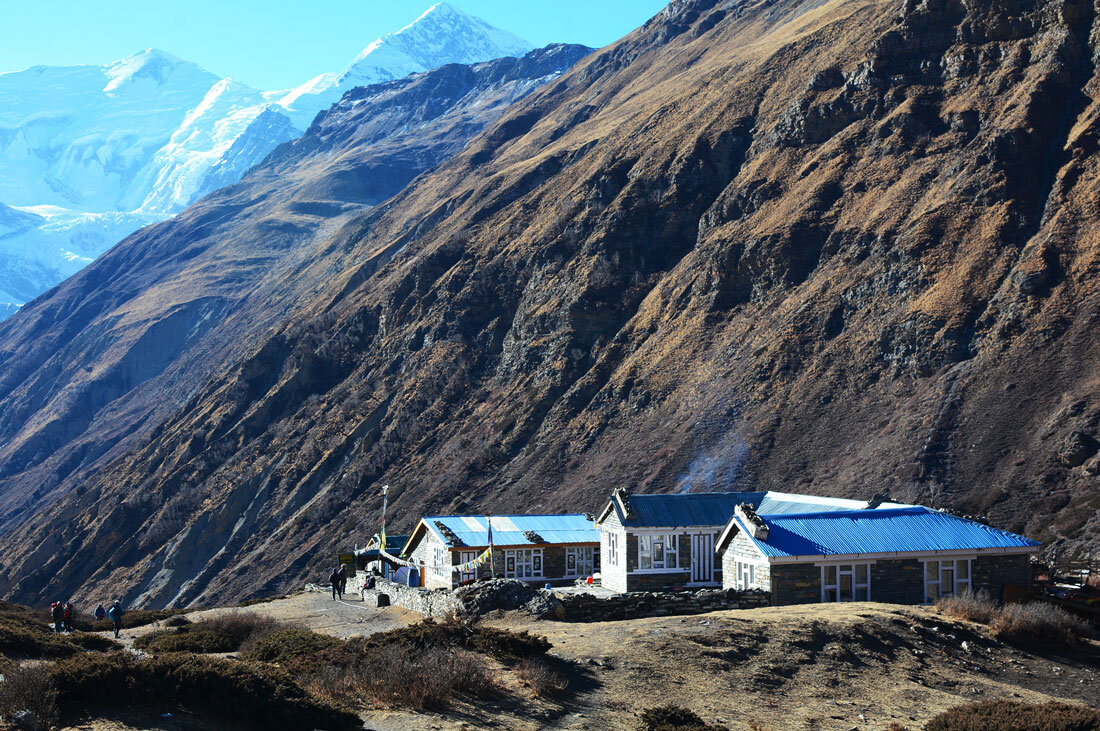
(1, 1), (669, 90)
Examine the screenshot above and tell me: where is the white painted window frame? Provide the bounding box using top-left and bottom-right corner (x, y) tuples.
(504, 548), (544, 579)
(921, 557), (973, 603)
(606, 532), (619, 567)
(733, 559), (761, 590)
(818, 561), (873, 602)
(565, 546), (596, 577)
(432, 546), (447, 578)
(637, 532), (680, 572)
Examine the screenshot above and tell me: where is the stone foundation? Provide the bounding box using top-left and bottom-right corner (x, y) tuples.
(555, 588), (769, 621)
(346, 574), (460, 617)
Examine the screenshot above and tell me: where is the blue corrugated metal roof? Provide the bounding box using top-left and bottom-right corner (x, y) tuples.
(615, 491), (905, 527)
(423, 514), (598, 548)
(618, 492), (764, 527)
(740, 507), (1040, 558)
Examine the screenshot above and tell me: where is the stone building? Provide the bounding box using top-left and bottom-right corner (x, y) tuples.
(596, 489), (913, 593)
(716, 503), (1039, 604)
(401, 514), (600, 589)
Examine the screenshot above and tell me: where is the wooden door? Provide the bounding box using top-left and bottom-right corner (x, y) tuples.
(691, 533), (714, 583)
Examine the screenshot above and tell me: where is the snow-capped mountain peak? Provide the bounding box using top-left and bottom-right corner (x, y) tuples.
(103, 48), (204, 92)
(277, 3), (533, 128)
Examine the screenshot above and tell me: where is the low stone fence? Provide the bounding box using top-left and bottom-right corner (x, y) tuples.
(342, 573), (769, 620)
(346, 573), (460, 617)
(555, 588), (770, 621)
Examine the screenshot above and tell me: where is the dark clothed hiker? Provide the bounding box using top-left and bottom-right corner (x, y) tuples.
(337, 565), (348, 598)
(50, 602), (64, 633)
(328, 567), (341, 600)
(107, 601), (124, 638)
(94, 604), (106, 622)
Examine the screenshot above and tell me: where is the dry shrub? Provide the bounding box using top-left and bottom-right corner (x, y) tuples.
(241, 628), (340, 664)
(637, 704), (728, 731)
(48, 651), (359, 730)
(936, 591), (997, 624)
(925, 699), (1100, 730)
(516, 656), (569, 698)
(162, 615), (191, 627)
(0, 664), (60, 727)
(308, 643), (496, 711)
(989, 602), (1090, 646)
(237, 595), (288, 608)
(134, 611), (283, 654)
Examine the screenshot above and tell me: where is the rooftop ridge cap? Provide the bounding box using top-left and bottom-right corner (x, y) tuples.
(761, 505), (929, 520)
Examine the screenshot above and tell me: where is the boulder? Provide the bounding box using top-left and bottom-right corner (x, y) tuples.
(1057, 431), (1099, 467)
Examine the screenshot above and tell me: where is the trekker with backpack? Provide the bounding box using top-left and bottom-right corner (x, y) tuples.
(94, 603), (106, 622)
(107, 600), (124, 638)
(50, 601), (64, 632)
(328, 566), (341, 600)
(62, 601), (73, 631)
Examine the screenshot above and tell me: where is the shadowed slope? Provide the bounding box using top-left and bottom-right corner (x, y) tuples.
(2, 0), (1100, 607)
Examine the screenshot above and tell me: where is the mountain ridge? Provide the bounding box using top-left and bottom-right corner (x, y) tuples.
(1, 0), (1098, 608)
(0, 3), (534, 316)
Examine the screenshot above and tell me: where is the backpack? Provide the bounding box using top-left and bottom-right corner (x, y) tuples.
(107, 605), (120, 621)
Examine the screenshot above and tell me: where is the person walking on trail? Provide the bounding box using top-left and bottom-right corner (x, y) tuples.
(107, 600), (124, 638)
(50, 601), (64, 633)
(62, 601), (73, 631)
(338, 565), (348, 598)
(94, 603), (106, 622)
(328, 566), (342, 600)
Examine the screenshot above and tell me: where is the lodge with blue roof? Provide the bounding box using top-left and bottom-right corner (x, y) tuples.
(597, 489), (1039, 603)
(401, 513), (601, 589)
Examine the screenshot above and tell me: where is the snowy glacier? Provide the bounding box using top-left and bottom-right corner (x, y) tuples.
(0, 2), (531, 318)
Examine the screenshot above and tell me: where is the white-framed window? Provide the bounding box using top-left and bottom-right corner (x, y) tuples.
(638, 533), (679, 570)
(565, 547), (596, 577)
(606, 533), (619, 567)
(458, 550), (477, 583)
(504, 549), (543, 579)
(923, 558), (972, 602)
(432, 547), (447, 578)
(820, 563), (871, 602)
(733, 560), (758, 590)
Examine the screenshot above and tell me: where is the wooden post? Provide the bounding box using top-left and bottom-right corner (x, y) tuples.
(487, 515), (495, 578)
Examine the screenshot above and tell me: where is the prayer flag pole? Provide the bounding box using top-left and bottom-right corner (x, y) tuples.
(487, 514), (495, 578)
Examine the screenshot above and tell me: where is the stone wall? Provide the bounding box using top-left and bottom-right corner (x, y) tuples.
(721, 531), (771, 591)
(974, 554), (1031, 598)
(347, 574), (460, 617)
(770, 563), (821, 604)
(556, 587), (770, 621)
(600, 512), (628, 592)
(871, 559), (924, 604)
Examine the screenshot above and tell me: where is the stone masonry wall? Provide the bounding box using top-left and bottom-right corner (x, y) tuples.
(770, 563), (821, 604)
(721, 531), (771, 591)
(347, 574), (460, 617)
(557, 587), (770, 621)
(870, 559), (924, 604)
(974, 554), (1032, 598)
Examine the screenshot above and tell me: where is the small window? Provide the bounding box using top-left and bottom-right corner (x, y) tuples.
(432, 547), (447, 578)
(565, 547), (596, 577)
(733, 561), (758, 590)
(821, 563), (871, 602)
(924, 558), (971, 602)
(607, 534), (619, 566)
(638, 534), (678, 570)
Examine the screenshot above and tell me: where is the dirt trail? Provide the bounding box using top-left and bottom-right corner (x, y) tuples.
(107, 589), (418, 649)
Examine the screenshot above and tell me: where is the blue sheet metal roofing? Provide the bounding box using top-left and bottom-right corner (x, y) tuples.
(422, 514), (598, 548)
(613, 491), (907, 527)
(739, 507), (1040, 558)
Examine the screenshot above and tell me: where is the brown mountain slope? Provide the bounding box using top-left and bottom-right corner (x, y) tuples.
(2, 0), (1099, 607)
(0, 44), (591, 537)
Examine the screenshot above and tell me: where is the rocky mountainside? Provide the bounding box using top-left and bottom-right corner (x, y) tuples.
(2, 0), (1099, 608)
(0, 4), (532, 317)
(0, 44), (591, 607)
